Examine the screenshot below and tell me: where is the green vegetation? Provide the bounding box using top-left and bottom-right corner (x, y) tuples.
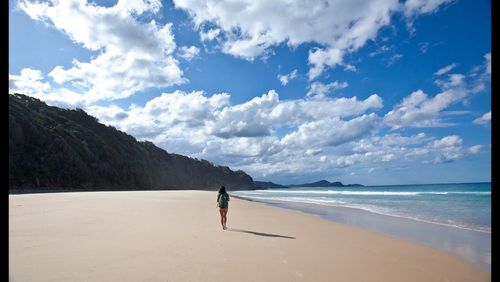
(9, 94), (255, 191)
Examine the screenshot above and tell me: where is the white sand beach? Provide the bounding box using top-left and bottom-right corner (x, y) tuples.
(9, 190), (490, 282)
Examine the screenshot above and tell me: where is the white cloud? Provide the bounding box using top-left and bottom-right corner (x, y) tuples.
(278, 69), (298, 86)
(473, 111), (491, 125)
(434, 73), (465, 90)
(384, 89), (451, 128)
(139, 90), (229, 127)
(468, 145), (482, 154)
(434, 63), (457, 76)
(343, 64), (357, 72)
(78, 84), (484, 181)
(200, 28), (221, 41)
(280, 113), (381, 149)
(271, 94), (384, 125)
(484, 53), (491, 75)
(306, 148), (323, 156)
(431, 135), (462, 148)
(86, 90), (231, 149)
(34, 89), (88, 109)
(333, 132), (481, 169)
(208, 90), (281, 138)
(418, 42), (430, 53)
(427, 135), (464, 163)
(402, 0), (454, 33)
(9, 68), (87, 108)
(385, 53), (491, 129)
(378, 132), (429, 147)
(308, 47), (345, 80)
(178, 46), (200, 61)
(384, 62), (485, 129)
(369, 45), (393, 57)
(205, 90), (384, 139)
(386, 53), (403, 66)
(403, 0), (453, 18)
(9, 68), (51, 96)
(368, 45), (402, 67)
(381, 153), (395, 162)
(82, 88), (384, 172)
(341, 133), (431, 167)
(470, 52), (492, 93)
(423, 135), (485, 163)
(20, 0), (186, 102)
(174, 0), (450, 80)
(306, 81), (348, 98)
(85, 104), (130, 123)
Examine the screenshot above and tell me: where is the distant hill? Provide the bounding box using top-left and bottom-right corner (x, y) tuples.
(254, 179), (364, 188)
(9, 93), (256, 192)
(289, 180), (364, 187)
(254, 181), (289, 189)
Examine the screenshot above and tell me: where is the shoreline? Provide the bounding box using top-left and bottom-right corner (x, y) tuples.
(10, 190), (489, 281)
(232, 194), (490, 233)
(232, 194), (491, 272)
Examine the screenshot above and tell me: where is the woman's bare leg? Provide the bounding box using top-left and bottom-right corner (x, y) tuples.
(219, 209), (225, 229)
(222, 209), (228, 228)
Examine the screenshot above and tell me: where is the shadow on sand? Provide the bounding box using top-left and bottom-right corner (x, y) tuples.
(226, 228), (296, 239)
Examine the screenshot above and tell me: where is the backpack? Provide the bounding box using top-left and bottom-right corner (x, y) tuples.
(218, 193), (228, 207)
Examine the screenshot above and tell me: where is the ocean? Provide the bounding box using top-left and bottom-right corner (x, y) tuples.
(233, 182), (491, 270)
(233, 182), (491, 232)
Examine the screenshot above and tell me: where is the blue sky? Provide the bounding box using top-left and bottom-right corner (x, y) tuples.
(9, 0), (491, 186)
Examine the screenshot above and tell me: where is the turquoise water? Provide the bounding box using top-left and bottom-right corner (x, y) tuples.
(234, 182), (491, 233)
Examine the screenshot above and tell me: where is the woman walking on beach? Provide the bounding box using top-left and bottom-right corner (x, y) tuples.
(217, 186), (230, 230)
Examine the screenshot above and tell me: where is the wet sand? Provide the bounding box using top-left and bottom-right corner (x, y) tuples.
(260, 200), (491, 271)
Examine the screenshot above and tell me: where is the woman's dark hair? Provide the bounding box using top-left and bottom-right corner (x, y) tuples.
(218, 186), (226, 194)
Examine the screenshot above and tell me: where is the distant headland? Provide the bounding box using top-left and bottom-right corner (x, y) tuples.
(255, 179), (364, 189)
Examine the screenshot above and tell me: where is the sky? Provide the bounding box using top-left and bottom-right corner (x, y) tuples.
(9, 0), (491, 186)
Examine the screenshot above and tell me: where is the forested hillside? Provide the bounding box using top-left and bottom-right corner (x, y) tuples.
(9, 93), (255, 191)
